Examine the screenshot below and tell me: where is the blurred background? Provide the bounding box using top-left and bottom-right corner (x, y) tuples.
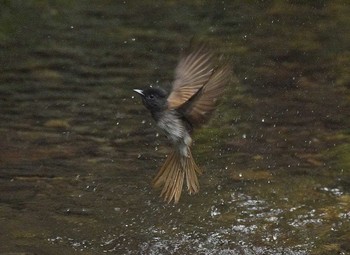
(0, 1), (349, 254)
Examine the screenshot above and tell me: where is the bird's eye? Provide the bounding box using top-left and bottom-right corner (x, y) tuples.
(149, 94), (154, 99)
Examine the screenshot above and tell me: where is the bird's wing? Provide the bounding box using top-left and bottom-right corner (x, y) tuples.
(167, 45), (215, 109)
(178, 64), (231, 128)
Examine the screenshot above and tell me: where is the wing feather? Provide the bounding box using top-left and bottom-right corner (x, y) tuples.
(178, 64), (231, 127)
(167, 45), (215, 109)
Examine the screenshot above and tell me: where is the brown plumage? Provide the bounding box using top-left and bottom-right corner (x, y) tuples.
(134, 44), (231, 203)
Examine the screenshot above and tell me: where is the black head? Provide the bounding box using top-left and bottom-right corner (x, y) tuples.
(133, 87), (168, 114)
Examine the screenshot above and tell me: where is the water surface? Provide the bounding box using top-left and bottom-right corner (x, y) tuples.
(0, 1), (349, 254)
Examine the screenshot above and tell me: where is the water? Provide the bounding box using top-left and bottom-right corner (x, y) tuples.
(0, 1), (349, 254)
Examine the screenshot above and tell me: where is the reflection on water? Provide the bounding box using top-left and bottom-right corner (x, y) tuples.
(0, 1), (349, 254)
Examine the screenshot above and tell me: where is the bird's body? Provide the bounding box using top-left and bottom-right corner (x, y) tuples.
(134, 44), (230, 203)
(157, 110), (192, 156)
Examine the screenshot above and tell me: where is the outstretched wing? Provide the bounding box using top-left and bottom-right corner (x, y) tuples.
(167, 45), (215, 109)
(179, 64), (231, 128)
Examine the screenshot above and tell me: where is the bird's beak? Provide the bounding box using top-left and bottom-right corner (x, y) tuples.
(133, 89), (144, 96)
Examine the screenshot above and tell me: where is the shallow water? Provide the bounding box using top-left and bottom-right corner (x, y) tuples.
(0, 1), (349, 254)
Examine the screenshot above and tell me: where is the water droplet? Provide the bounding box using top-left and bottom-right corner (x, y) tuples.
(210, 206), (221, 217)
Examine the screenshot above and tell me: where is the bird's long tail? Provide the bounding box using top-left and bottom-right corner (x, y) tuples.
(152, 148), (201, 203)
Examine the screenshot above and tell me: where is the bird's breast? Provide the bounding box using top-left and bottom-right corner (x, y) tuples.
(157, 110), (190, 145)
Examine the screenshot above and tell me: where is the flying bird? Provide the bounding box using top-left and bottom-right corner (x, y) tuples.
(134, 44), (231, 203)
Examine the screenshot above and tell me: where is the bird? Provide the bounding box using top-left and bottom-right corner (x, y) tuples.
(133, 43), (231, 203)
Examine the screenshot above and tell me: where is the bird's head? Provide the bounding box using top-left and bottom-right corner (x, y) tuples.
(133, 88), (168, 113)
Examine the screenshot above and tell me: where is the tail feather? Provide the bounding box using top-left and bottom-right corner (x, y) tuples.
(183, 149), (201, 194)
(152, 148), (201, 203)
(152, 151), (176, 189)
(164, 164), (184, 203)
(161, 156), (180, 199)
